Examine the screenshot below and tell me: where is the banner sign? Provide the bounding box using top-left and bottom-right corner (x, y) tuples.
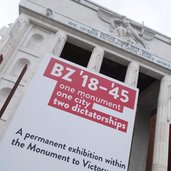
(0, 54), (138, 171)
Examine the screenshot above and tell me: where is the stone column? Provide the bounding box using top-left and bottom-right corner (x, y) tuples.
(87, 46), (104, 72)
(124, 61), (140, 87)
(52, 30), (67, 56)
(0, 14), (29, 61)
(152, 76), (171, 171)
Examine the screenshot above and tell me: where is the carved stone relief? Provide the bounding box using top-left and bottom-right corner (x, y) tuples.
(98, 8), (155, 49)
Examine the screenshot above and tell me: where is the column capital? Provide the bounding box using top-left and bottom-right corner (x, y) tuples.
(161, 75), (171, 84)
(87, 46), (104, 72)
(52, 30), (67, 56)
(124, 61), (139, 87)
(158, 75), (171, 112)
(56, 30), (67, 43)
(92, 46), (104, 57)
(160, 76), (171, 122)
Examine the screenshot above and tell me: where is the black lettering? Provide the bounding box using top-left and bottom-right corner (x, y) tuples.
(16, 128), (23, 136)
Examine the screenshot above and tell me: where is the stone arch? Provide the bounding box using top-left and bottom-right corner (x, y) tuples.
(10, 58), (30, 77)
(26, 33), (44, 50)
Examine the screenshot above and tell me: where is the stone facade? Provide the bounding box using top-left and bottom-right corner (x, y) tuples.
(0, 0), (171, 171)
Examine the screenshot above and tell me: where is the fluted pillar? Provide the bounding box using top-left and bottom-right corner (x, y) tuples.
(87, 46), (104, 72)
(124, 61), (140, 87)
(152, 76), (171, 171)
(52, 30), (67, 56)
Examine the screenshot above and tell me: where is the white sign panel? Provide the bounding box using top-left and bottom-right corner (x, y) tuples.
(0, 54), (138, 171)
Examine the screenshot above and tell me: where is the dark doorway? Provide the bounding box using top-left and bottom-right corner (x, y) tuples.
(100, 57), (127, 82)
(60, 42), (91, 67)
(146, 113), (156, 171)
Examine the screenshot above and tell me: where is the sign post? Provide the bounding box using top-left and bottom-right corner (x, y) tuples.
(0, 54), (138, 171)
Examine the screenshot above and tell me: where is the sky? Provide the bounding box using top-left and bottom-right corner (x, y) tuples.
(0, 0), (171, 38)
